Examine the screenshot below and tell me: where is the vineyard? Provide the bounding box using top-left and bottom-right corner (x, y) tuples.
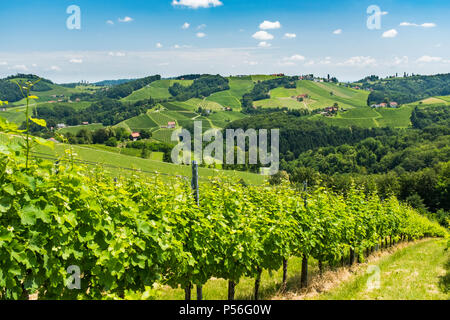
(0, 115), (447, 300)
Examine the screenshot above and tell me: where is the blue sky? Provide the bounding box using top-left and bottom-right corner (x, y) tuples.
(0, 0), (449, 82)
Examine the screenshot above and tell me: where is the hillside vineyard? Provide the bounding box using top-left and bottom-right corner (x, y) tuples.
(0, 129), (445, 299)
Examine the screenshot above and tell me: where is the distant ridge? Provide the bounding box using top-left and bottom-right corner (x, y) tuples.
(93, 79), (136, 86)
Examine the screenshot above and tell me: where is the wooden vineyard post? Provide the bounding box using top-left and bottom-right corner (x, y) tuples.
(301, 254), (308, 288)
(254, 268), (262, 300)
(228, 281), (236, 300)
(282, 258), (288, 291)
(300, 181), (309, 288)
(185, 283), (192, 300)
(191, 161), (203, 301)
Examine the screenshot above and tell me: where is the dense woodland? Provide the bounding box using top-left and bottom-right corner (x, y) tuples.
(366, 73), (450, 105)
(0, 74), (54, 102)
(169, 74), (230, 100)
(28, 98), (157, 131)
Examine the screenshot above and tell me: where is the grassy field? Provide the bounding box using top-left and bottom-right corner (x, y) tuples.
(0, 133), (266, 185)
(58, 123), (104, 135)
(82, 144), (164, 161)
(122, 79), (193, 102)
(157, 256), (311, 300)
(205, 79), (254, 111)
(376, 105), (415, 128)
(151, 128), (177, 144)
(316, 239), (449, 300)
(251, 75), (282, 82)
(149, 112), (178, 126)
(257, 81), (369, 111)
(419, 97), (450, 105)
(319, 104), (416, 129)
(158, 240), (449, 300)
(209, 111), (247, 127)
(124, 114), (159, 131)
(10, 83), (99, 106)
(0, 109), (26, 124)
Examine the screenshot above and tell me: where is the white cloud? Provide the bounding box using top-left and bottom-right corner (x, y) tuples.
(196, 32), (206, 38)
(50, 66), (61, 71)
(339, 56), (377, 67)
(0, 62), (7, 66)
(158, 62), (170, 66)
(285, 54), (305, 61)
(278, 54), (305, 66)
(14, 65), (29, 72)
(172, 0), (223, 9)
(197, 24), (207, 30)
(156, 43), (163, 48)
(278, 61), (296, 66)
(400, 22), (436, 28)
(9, 64), (28, 71)
(108, 52), (126, 57)
(258, 41), (271, 48)
(244, 60), (258, 66)
(69, 59), (83, 64)
(118, 16), (133, 23)
(106, 20), (114, 25)
(381, 11), (389, 16)
(252, 31), (274, 41)
(382, 29), (398, 38)
(31, 64), (37, 67)
(393, 56), (409, 65)
(421, 23), (437, 28)
(182, 22), (190, 29)
(333, 29), (342, 35)
(416, 56), (442, 63)
(259, 21), (281, 30)
(284, 33), (296, 39)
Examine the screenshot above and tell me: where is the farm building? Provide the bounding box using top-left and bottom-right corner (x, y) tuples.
(131, 132), (141, 141)
(325, 106), (339, 113)
(371, 102), (398, 108)
(167, 122), (176, 129)
(389, 102), (399, 108)
(56, 123), (66, 129)
(293, 94), (309, 101)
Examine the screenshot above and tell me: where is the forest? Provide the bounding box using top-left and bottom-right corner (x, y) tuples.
(366, 73), (450, 105)
(27, 97), (157, 131)
(169, 74), (230, 101)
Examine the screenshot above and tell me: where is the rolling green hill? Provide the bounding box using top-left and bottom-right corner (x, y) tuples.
(122, 79), (193, 101)
(0, 132), (266, 184)
(255, 80), (369, 111)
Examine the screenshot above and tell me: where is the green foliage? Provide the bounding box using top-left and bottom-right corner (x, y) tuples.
(169, 75), (230, 101)
(97, 75), (161, 100)
(0, 136), (446, 299)
(366, 74), (450, 105)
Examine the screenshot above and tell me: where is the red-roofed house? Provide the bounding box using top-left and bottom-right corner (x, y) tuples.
(389, 102), (398, 108)
(131, 132), (141, 141)
(167, 122), (176, 129)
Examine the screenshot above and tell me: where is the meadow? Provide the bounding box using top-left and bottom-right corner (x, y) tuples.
(0, 132), (266, 184)
(122, 79), (193, 102)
